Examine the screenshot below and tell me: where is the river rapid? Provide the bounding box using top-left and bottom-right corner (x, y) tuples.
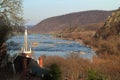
(7, 34), (95, 59)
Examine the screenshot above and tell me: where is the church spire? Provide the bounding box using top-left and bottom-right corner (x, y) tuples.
(22, 27), (32, 57)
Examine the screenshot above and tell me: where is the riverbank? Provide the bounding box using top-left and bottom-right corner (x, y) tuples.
(56, 31), (96, 51)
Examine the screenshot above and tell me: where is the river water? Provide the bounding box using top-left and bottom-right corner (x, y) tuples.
(7, 34), (95, 59)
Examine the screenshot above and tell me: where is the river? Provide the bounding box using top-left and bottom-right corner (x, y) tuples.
(7, 34), (95, 59)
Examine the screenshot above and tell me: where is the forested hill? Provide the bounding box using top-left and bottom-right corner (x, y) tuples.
(31, 10), (112, 33)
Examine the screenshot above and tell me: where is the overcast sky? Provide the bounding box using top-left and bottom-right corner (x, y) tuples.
(23, 0), (120, 25)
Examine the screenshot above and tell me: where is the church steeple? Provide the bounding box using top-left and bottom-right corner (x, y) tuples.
(22, 27), (32, 57)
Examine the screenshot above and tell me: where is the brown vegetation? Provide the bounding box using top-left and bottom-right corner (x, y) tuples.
(42, 53), (120, 80)
(43, 55), (90, 80)
(93, 55), (120, 80)
(81, 9), (120, 56)
(83, 35), (120, 56)
(61, 31), (95, 41)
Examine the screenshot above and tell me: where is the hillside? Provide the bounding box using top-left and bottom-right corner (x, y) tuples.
(95, 8), (120, 39)
(84, 8), (120, 55)
(31, 10), (112, 33)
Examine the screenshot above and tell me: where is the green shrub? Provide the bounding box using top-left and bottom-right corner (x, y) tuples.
(87, 68), (108, 80)
(43, 63), (61, 80)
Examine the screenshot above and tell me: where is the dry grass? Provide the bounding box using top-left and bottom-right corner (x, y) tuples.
(42, 54), (120, 80)
(61, 31), (95, 40)
(93, 55), (120, 80)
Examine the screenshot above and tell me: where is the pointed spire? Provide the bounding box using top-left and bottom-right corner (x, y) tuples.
(22, 26), (32, 55)
(24, 27), (28, 51)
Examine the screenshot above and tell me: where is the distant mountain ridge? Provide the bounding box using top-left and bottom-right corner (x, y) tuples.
(31, 10), (113, 33)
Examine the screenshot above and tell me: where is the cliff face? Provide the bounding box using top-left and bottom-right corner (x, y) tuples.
(31, 10), (112, 33)
(95, 8), (120, 39)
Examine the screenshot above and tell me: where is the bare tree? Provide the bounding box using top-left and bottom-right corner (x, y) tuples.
(0, 0), (23, 44)
(0, 0), (23, 67)
(0, 0), (23, 26)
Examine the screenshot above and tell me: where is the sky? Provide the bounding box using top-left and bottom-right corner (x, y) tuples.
(23, 0), (120, 25)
